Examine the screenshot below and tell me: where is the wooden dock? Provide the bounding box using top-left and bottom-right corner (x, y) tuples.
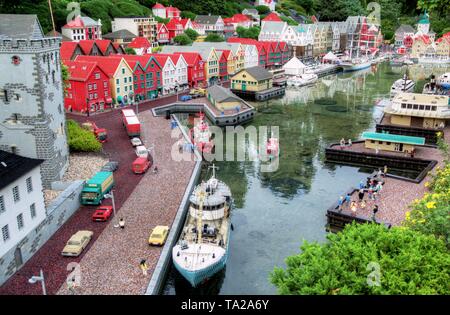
(231, 86), (286, 101)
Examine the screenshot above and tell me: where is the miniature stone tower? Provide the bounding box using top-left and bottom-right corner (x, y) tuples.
(0, 14), (69, 188)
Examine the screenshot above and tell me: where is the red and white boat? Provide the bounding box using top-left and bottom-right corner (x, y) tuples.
(190, 112), (214, 154)
(266, 137), (279, 158)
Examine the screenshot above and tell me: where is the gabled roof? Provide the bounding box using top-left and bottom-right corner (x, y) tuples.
(115, 54), (162, 71)
(0, 14), (44, 39)
(396, 24), (415, 35)
(74, 55), (128, 77)
(65, 60), (102, 81)
(152, 3), (165, 9)
(166, 6), (181, 13)
(0, 150), (44, 190)
(63, 15), (100, 28)
(128, 37), (151, 49)
(195, 15), (221, 25)
(93, 40), (116, 54)
(149, 54), (172, 68)
(179, 19), (191, 29)
(192, 42), (242, 56)
(260, 21), (287, 34)
(161, 45), (216, 61)
(237, 66), (273, 81)
(173, 52), (203, 66)
(60, 42), (81, 60)
(262, 12), (282, 22)
(283, 56), (306, 69)
(166, 18), (183, 31)
(207, 85), (242, 103)
(78, 40), (100, 55)
(103, 29), (136, 40)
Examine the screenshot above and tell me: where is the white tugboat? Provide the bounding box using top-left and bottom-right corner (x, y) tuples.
(390, 74), (415, 99)
(286, 73), (318, 87)
(172, 165), (232, 287)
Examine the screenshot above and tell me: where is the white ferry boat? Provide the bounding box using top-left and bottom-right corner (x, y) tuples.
(286, 73), (318, 87)
(390, 74), (415, 99)
(340, 58), (372, 72)
(172, 165), (232, 287)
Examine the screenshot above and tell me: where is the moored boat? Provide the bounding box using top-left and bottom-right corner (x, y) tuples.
(390, 74), (415, 99)
(286, 73), (318, 87)
(172, 165), (232, 287)
(189, 112), (214, 154)
(340, 58), (372, 72)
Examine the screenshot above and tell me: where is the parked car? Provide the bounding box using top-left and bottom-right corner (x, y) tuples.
(135, 145), (148, 159)
(61, 230), (94, 257)
(189, 88), (206, 96)
(179, 95), (192, 102)
(132, 157), (152, 174)
(130, 137), (142, 147)
(148, 226), (170, 246)
(92, 206), (113, 222)
(101, 161), (119, 172)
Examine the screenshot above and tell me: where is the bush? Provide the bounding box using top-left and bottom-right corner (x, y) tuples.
(67, 120), (102, 152)
(236, 26), (260, 39)
(271, 223), (450, 295)
(205, 33), (225, 42)
(185, 28), (200, 41)
(181, 11), (197, 20)
(125, 47), (136, 55)
(173, 34), (193, 45)
(256, 5), (271, 15)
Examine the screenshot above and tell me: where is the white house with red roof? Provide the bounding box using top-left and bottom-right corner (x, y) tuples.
(61, 15), (102, 42)
(152, 3), (181, 19)
(162, 54), (189, 89)
(223, 14), (253, 30)
(127, 37), (152, 55)
(257, 0), (277, 12)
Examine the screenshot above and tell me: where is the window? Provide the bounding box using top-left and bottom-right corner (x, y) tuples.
(124, 77), (127, 83)
(12, 186), (20, 203)
(134, 75), (137, 81)
(2, 225), (9, 242)
(125, 86), (128, 92)
(431, 106), (437, 111)
(0, 195), (4, 214)
(88, 84), (92, 91)
(117, 87), (120, 93)
(104, 81), (108, 88)
(26, 177), (33, 193)
(413, 105), (418, 110)
(116, 78), (120, 85)
(93, 83), (97, 90)
(95, 73), (100, 79)
(419, 105), (425, 110)
(122, 68), (125, 74)
(17, 213), (24, 230)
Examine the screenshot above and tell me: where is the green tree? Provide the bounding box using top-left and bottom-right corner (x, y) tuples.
(205, 33), (225, 42)
(181, 11), (197, 20)
(124, 47), (137, 55)
(236, 26), (261, 39)
(271, 223), (450, 294)
(313, 0), (365, 21)
(184, 28), (200, 41)
(418, 0), (450, 16)
(255, 5), (271, 15)
(61, 62), (69, 96)
(155, 16), (170, 24)
(67, 120), (102, 152)
(173, 33), (193, 45)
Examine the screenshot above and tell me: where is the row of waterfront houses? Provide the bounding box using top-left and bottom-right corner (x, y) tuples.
(61, 38), (291, 113)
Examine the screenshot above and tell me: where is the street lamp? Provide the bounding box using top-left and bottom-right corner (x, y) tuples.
(104, 190), (117, 227)
(28, 269), (47, 295)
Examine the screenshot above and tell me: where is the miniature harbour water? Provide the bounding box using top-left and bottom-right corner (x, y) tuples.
(162, 62), (450, 295)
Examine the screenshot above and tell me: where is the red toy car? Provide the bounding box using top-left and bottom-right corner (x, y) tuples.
(92, 206), (113, 222)
(132, 157), (151, 174)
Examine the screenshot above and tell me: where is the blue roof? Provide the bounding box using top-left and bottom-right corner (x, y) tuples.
(362, 132), (425, 145)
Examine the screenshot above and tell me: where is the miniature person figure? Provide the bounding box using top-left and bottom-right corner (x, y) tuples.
(119, 218), (125, 229)
(153, 166), (158, 174)
(368, 187), (374, 200)
(358, 188), (365, 203)
(350, 201), (357, 215)
(348, 139), (352, 147)
(383, 165), (388, 176)
(377, 168), (383, 178)
(375, 146), (379, 154)
(410, 148), (415, 158)
(340, 138), (345, 149)
(140, 259), (149, 276)
(338, 196), (344, 211)
(360, 200), (366, 209)
(344, 193), (351, 207)
(359, 180), (365, 189)
(372, 205), (379, 221)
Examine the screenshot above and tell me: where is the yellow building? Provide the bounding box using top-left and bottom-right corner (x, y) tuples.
(411, 36), (430, 58)
(385, 92), (450, 129)
(436, 37), (450, 59)
(230, 66), (273, 92)
(362, 132), (425, 153)
(207, 85), (244, 111)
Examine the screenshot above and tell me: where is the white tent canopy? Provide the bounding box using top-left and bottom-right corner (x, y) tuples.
(282, 57), (306, 76)
(323, 51), (339, 61)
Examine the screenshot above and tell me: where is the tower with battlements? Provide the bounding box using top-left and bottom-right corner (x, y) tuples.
(0, 14), (69, 188)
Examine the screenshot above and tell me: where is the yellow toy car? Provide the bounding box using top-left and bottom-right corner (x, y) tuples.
(148, 226), (170, 246)
(62, 230), (94, 257)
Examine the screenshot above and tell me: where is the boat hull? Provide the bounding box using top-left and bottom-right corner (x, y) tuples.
(342, 62), (371, 72)
(173, 249), (228, 287)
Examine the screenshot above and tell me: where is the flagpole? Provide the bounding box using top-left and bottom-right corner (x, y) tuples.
(48, 0), (56, 35)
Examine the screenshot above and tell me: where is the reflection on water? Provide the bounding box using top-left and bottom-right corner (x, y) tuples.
(162, 62), (445, 295)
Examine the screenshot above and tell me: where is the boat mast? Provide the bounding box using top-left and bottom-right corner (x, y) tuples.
(196, 190), (206, 245)
(209, 163), (218, 179)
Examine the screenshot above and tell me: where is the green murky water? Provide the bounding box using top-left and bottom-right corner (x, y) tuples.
(162, 62), (450, 295)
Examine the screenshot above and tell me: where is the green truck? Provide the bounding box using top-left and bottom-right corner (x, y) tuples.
(80, 171), (115, 205)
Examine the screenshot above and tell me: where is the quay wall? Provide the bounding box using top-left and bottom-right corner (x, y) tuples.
(0, 180), (84, 286)
(145, 114), (203, 295)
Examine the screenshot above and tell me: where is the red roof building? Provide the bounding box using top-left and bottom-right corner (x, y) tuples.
(61, 15), (102, 42)
(128, 37), (152, 55)
(216, 50), (230, 81)
(173, 52), (206, 87)
(60, 42), (83, 61)
(152, 3), (181, 19)
(64, 60), (112, 113)
(227, 37), (269, 68)
(166, 6), (181, 19)
(166, 18), (184, 41)
(157, 23), (170, 44)
(262, 12), (282, 22)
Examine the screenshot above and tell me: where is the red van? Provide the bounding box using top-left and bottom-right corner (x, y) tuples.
(132, 157), (151, 174)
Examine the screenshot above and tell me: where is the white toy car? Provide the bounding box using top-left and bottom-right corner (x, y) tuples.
(131, 137), (142, 147)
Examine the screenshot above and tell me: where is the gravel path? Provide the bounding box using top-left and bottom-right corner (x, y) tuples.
(56, 111), (195, 295)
